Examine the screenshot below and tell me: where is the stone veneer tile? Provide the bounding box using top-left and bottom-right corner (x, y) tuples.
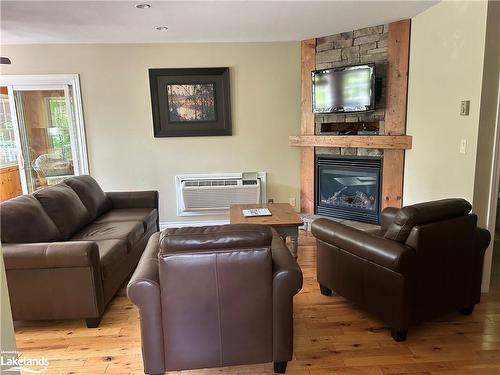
(316, 147), (341, 155)
(361, 53), (385, 63)
(359, 42), (377, 52)
(341, 46), (360, 61)
(316, 34), (343, 44)
(353, 25), (384, 37)
(316, 41), (333, 52)
(334, 38), (353, 49)
(366, 47), (388, 55)
(316, 49), (342, 63)
(357, 148), (383, 157)
(378, 39), (388, 48)
(323, 113), (346, 123)
(340, 31), (354, 39)
(354, 34), (381, 45)
(345, 115), (360, 122)
(316, 62), (333, 70)
(341, 148), (357, 156)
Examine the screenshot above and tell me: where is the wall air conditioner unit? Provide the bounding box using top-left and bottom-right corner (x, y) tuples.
(175, 172), (267, 216)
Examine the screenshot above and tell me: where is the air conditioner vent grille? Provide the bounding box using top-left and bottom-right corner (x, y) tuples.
(184, 179), (238, 187)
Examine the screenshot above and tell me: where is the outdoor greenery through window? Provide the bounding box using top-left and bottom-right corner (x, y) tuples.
(47, 97), (72, 160)
(0, 94), (17, 168)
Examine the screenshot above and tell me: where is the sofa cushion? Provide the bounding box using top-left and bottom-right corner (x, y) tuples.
(0, 195), (61, 243)
(33, 183), (90, 240)
(71, 221), (144, 252)
(94, 239), (128, 279)
(384, 198), (472, 243)
(64, 175), (112, 220)
(94, 208), (157, 233)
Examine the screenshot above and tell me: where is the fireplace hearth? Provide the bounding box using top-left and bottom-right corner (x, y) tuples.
(315, 156), (382, 224)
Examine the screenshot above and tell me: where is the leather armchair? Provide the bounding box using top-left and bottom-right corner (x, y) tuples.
(312, 199), (490, 342)
(128, 224), (303, 375)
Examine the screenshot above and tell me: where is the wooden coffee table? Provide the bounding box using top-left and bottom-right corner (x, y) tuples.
(229, 203), (303, 258)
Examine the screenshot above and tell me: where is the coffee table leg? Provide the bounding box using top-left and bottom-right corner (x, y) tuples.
(290, 235), (298, 259)
(274, 226), (299, 259)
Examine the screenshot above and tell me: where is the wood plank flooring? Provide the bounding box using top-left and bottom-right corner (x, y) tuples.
(14, 231), (500, 374)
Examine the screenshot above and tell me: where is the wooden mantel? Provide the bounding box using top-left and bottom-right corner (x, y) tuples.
(289, 135), (412, 150)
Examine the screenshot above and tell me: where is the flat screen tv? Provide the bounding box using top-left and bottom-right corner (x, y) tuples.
(312, 64), (375, 114)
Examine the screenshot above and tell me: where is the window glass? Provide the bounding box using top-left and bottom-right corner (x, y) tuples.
(0, 93), (18, 167)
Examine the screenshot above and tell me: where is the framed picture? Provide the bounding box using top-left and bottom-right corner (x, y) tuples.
(149, 67), (232, 137)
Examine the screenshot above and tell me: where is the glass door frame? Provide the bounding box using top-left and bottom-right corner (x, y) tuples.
(0, 74), (89, 194)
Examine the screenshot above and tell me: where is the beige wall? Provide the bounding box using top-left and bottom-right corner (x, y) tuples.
(405, 0), (500, 291)
(1, 42), (301, 223)
(404, 0), (488, 205)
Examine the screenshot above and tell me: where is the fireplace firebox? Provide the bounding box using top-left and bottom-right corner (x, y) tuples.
(315, 156), (382, 224)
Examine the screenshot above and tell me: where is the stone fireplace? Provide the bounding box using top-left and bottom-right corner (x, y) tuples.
(316, 155), (382, 224)
(289, 19), (411, 218)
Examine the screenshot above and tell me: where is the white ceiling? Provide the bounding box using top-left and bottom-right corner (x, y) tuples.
(0, 1), (437, 45)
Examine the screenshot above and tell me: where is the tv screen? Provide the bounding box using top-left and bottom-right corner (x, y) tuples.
(312, 64), (375, 114)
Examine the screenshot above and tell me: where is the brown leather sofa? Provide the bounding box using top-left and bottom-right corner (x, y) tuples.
(128, 224), (303, 375)
(311, 199), (490, 342)
(1, 175), (159, 327)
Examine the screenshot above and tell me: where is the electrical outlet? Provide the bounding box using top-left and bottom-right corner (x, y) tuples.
(289, 197), (296, 207)
(267, 198), (274, 204)
(460, 139), (467, 154)
(460, 100), (470, 116)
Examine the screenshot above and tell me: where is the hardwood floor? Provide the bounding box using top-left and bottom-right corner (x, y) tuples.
(14, 231), (500, 375)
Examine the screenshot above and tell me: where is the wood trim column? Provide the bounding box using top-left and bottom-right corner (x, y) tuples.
(382, 19), (411, 209)
(300, 38), (316, 214)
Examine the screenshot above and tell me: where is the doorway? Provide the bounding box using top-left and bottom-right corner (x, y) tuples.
(0, 74), (88, 198)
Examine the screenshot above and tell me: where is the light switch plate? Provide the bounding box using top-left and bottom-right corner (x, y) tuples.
(460, 100), (470, 116)
(460, 139), (467, 154)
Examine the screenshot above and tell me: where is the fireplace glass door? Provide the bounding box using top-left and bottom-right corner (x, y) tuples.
(316, 156), (382, 224)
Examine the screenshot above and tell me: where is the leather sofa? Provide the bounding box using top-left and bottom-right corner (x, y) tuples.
(311, 198), (490, 341)
(1, 175), (159, 327)
(128, 224), (303, 375)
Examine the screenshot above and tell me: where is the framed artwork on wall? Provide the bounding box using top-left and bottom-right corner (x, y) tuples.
(149, 67), (232, 137)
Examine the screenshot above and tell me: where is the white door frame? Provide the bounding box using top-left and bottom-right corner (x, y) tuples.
(481, 73), (500, 292)
(0, 74), (89, 193)
(7, 86), (29, 193)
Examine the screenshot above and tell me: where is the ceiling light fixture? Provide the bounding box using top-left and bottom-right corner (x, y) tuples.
(135, 3), (151, 9)
(155, 26), (168, 31)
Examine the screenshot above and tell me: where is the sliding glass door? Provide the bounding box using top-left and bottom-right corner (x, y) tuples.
(0, 75), (88, 195)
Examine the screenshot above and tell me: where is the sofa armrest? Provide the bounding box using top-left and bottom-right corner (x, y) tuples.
(271, 232), (303, 362)
(127, 232), (165, 375)
(3, 241), (105, 321)
(106, 190), (158, 209)
(271, 233), (303, 294)
(470, 227), (491, 303)
(2, 241), (99, 270)
(311, 218), (414, 274)
(474, 227), (491, 256)
(381, 207), (399, 231)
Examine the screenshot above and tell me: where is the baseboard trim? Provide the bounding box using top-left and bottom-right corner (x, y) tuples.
(159, 219), (230, 230)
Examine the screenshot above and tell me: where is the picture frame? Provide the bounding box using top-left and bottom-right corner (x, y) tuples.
(149, 67), (232, 137)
